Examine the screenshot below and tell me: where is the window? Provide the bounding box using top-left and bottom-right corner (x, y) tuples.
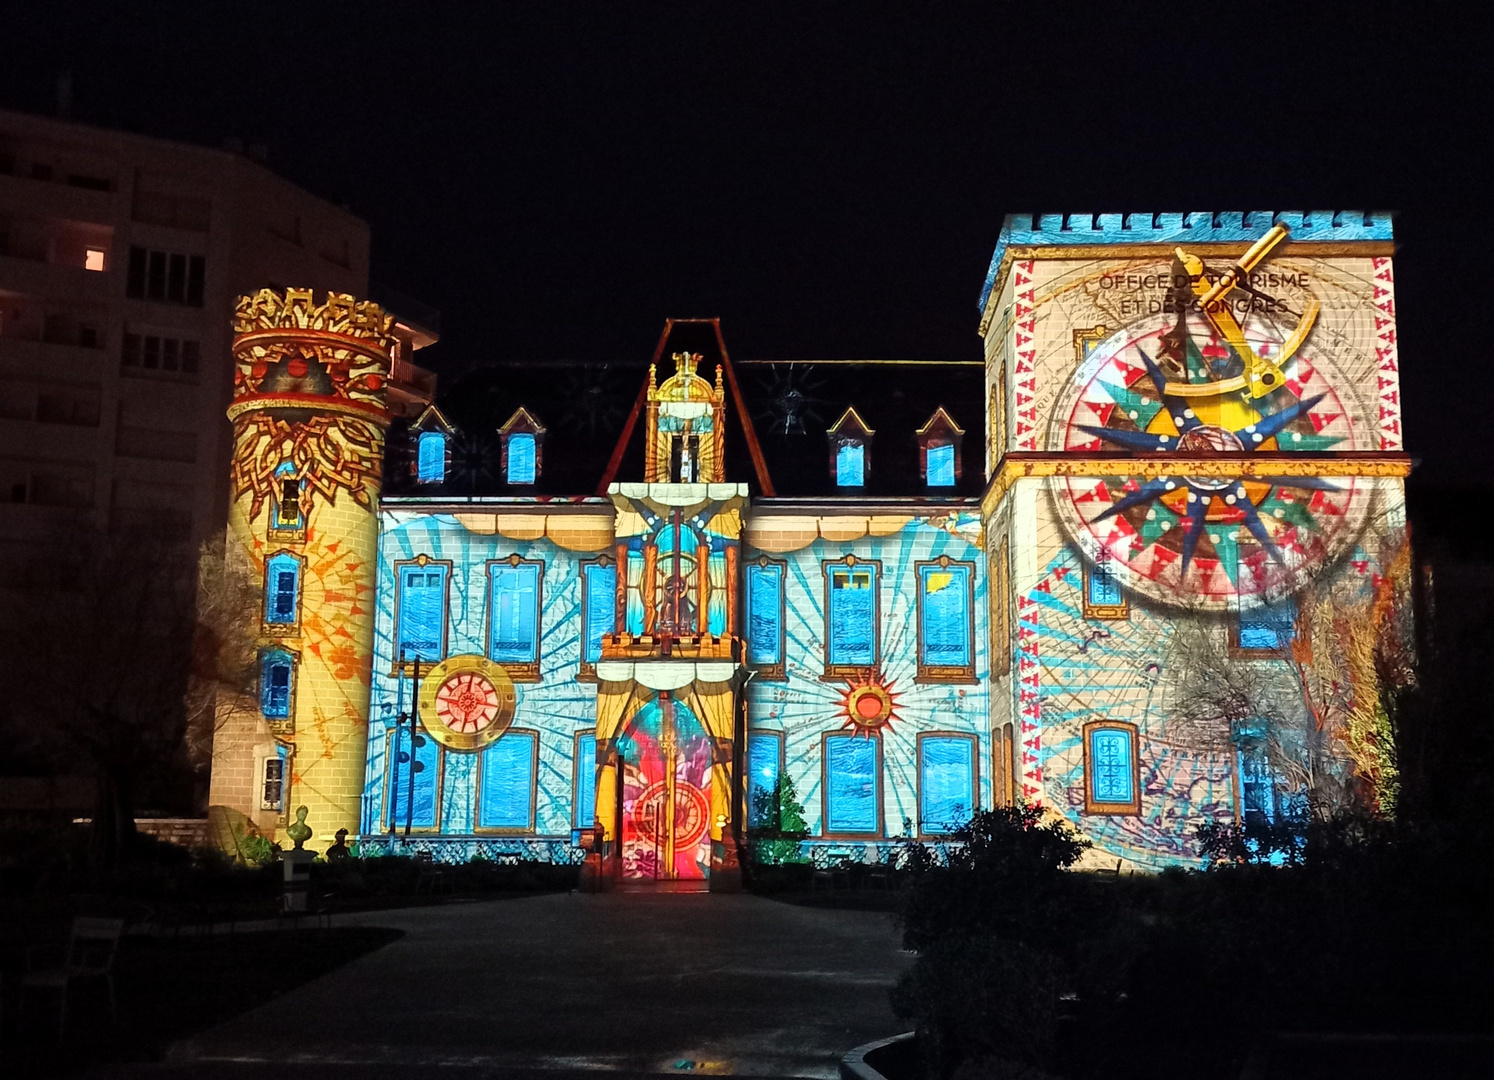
(272, 469), (303, 535)
(126, 245), (204, 306)
(1084, 722), (1140, 815)
(581, 559), (617, 672)
(488, 558), (542, 679)
(261, 751), (286, 811)
(747, 732), (783, 827)
(836, 442), (865, 487)
(927, 442), (956, 487)
(823, 558), (880, 678)
(264, 552), (302, 629)
(993, 721), (1016, 808)
(259, 650), (295, 718)
(396, 560), (450, 663)
(916, 408), (965, 487)
(916, 559), (976, 682)
(919, 734), (975, 835)
(1235, 597), (1297, 653)
(121, 331), (201, 379)
(388, 727), (440, 830)
(84, 247), (105, 272)
(745, 559), (786, 678)
(574, 732), (597, 829)
(507, 432), (536, 485)
(1237, 746), (1279, 825)
(990, 537), (1011, 678)
(1083, 549), (1128, 619)
(824, 733), (880, 835)
(478, 730), (537, 831)
(416, 431), (446, 483)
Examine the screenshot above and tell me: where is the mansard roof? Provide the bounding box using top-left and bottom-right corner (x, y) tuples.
(384, 323), (985, 501)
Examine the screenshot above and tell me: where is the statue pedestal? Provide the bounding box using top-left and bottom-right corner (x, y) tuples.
(282, 849), (316, 913)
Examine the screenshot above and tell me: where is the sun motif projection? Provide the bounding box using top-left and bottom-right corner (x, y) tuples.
(1051, 302), (1371, 608)
(838, 671), (903, 736)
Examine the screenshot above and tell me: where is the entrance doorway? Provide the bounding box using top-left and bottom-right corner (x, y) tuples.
(618, 695), (713, 881)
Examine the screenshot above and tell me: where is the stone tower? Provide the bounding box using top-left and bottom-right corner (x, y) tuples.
(210, 288), (397, 849)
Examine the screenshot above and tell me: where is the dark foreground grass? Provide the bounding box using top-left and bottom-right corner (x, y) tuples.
(2, 927), (402, 1078)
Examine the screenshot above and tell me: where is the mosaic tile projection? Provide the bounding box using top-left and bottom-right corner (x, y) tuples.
(211, 212), (1413, 880)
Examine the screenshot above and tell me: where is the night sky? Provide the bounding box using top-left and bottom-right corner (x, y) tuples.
(5, 4), (1487, 491)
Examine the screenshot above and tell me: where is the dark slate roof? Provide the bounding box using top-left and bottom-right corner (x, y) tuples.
(384, 320), (986, 500)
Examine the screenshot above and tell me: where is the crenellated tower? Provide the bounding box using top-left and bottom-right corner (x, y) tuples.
(210, 288), (397, 849)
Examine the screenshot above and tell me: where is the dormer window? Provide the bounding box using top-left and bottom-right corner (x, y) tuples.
(916, 408), (965, 490)
(827, 407), (874, 489)
(409, 404), (456, 487)
(499, 407), (546, 487)
(417, 431), (446, 483)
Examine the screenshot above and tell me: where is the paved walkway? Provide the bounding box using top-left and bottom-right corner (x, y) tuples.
(144, 891), (911, 1079)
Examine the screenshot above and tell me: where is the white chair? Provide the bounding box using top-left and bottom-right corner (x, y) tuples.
(20, 916), (125, 1036)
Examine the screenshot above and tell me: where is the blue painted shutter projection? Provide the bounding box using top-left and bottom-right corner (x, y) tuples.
(507, 433), (536, 484)
(927, 442), (956, 487)
(836, 442), (864, 486)
(398, 568), (446, 661)
(266, 555), (299, 624)
(260, 653), (292, 717)
(921, 566), (970, 666)
(417, 431), (445, 483)
(747, 733), (781, 827)
(1239, 597), (1296, 650)
(479, 733), (535, 829)
(1088, 560), (1123, 607)
(390, 730), (439, 828)
(575, 734), (597, 827)
(747, 564), (783, 665)
(921, 737), (973, 833)
(829, 568), (875, 666)
(490, 564), (539, 662)
(585, 563), (616, 663)
(825, 735), (877, 833)
(1090, 728), (1135, 804)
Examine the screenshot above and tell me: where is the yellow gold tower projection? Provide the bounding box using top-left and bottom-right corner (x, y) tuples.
(221, 289), (397, 846)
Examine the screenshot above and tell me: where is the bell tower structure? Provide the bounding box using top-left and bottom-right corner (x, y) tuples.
(212, 288), (397, 848)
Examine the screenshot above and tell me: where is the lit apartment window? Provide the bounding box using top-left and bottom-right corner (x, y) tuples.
(84, 248), (106, 272)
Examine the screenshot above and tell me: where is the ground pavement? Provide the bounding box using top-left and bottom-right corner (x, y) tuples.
(94, 890), (912, 1080)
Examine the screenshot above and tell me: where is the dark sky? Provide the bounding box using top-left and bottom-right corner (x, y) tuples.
(5, 3), (1487, 489)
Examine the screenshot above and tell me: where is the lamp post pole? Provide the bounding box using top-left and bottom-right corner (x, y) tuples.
(404, 655), (423, 840)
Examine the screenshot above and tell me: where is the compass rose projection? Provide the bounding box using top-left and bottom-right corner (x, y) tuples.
(1051, 303), (1370, 608)
(415, 654), (517, 752)
(838, 671), (903, 736)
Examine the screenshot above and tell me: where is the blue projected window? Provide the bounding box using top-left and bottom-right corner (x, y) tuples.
(920, 736), (974, 834)
(389, 728), (439, 829)
(260, 651), (294, 718)
(1239, 747), (1278, 825)
(747, 733), (782, 827)
(825, 735), (879, 834)
(397, 564), (448, 662)
(583, 561), (617, 665)
(265, 553), (300, 626)
(1238, 597), (1297, 651)
(1088, 559), (1123, 608)
(489, 562), (540, 664)
(1088, 725), (1137, 809)
(927, 442), (956, 487)
(574, 733), (597, 828)
(416, 431), (446, 483)
(747, 562), (784, 667)
(827, 564), (878, 669)
(479, 731), (536, 830)
(836, 442), (864, 487)
(918, 563), (972, 671)
(507, 432), (536, 485)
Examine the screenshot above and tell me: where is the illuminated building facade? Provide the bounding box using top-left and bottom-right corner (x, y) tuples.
(214, 211), (1411, 875)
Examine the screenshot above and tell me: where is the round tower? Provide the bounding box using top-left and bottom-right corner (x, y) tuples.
(222, 288), (396, 847)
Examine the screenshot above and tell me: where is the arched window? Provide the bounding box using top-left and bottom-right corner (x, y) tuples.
(260, 650), (295, 718)
(416, 431), (446, 484)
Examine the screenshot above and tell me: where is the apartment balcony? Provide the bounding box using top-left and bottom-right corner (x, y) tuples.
(0, 171), (121, 226)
